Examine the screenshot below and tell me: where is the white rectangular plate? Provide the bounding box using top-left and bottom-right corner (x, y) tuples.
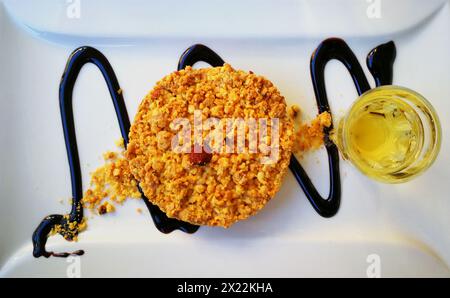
(0, 0), (449, 277)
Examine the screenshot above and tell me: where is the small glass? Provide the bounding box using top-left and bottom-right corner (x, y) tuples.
(333, 85), (441, 183)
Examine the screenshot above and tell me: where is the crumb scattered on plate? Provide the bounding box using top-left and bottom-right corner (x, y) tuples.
(81, 147), (141, 212)
(293, 111), (332, 156)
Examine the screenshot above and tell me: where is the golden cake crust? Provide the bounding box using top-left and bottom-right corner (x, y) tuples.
(125, 64), (294, 227)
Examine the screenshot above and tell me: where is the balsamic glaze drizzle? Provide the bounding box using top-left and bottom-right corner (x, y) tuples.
(367, 41), (396, 87)
(33, 39), (396, 257)
(178, 44), (225, 70)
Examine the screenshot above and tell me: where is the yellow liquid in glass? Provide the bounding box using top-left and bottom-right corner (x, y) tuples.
(333, 84), (444, 183)
(346, 97), (424, 175)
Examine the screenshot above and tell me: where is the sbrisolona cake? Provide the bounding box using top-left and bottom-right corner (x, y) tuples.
(125, 64), (295, 227)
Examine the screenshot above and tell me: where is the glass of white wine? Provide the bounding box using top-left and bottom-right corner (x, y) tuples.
(333, 85), (441, 183)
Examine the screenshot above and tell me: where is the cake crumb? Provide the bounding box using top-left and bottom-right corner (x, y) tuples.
(293, 111), (332, 155)
(98, 201), (115, 215)
(51, 215), (87, 242)
(82, 148), (141, 212)
(288, 105), (301, 119)
(103, 151), (117, 160)
(115, 138), (125, 149)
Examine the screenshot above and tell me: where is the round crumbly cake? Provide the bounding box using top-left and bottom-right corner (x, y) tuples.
(125, 64), (294, 227)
